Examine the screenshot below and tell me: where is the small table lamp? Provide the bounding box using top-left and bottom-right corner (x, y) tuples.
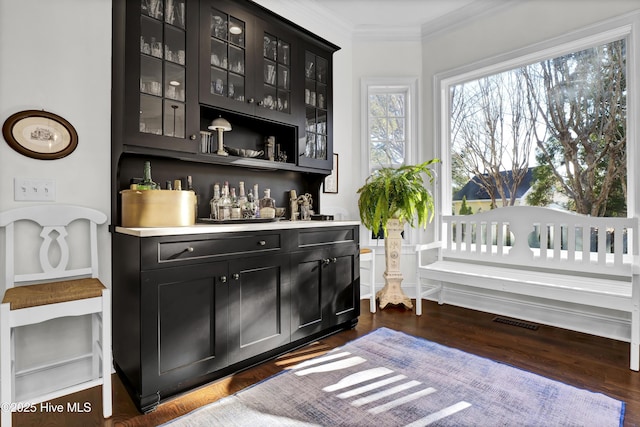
(208, 116), (232, 156)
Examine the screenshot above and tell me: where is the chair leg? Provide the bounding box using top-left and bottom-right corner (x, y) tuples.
(416, 277), (422, 316)
(370, 253), (376, 313)
(631, 277), (640, 371)
(101, 290), (113, 418)
(92, 313), (100, 380)
(1, 303), (13, 427)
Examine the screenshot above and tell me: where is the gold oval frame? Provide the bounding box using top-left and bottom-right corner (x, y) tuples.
(2, 110), (78, 160)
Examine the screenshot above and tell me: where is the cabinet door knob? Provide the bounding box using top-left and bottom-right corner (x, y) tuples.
(323, 258), (331, 265)
(247, 98), (255, 104)
(187, 246), (194, 252)
(232, 273), (240, 280)
(189, 134), (197, 140)
(220, 276), (227, 283)
(258, 240), (266, 246)
(332, 257), (337, 263)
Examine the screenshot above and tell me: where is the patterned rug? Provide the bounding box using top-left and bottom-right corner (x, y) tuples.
(163, 327), (624, 426)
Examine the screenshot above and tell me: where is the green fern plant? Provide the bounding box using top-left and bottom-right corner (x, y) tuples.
(357, 159), (439, 236)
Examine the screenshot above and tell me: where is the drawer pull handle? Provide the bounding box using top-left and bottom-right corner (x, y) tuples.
(258, 240), (266, 246)
(168, 246), (194, 260)
(220, 276), (227, 283)
(232, 273), (240, 280)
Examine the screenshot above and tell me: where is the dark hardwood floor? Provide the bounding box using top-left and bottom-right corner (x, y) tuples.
(9, 300), (640, 426)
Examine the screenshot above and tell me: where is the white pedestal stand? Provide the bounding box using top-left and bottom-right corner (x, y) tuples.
(377, 218), (413, 309)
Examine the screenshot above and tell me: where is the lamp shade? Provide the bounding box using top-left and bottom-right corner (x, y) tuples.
(208, 116), (232, 131)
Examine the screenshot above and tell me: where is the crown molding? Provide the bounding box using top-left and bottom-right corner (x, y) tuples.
(251, 0), (352, 46)
(353, 25), (422, 42)
(421, 0), (520, 41)
(253, 0), (519, 44)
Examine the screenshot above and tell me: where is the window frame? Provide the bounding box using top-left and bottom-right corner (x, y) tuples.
(361, 77), (419, 247)
(434, 14), (639, 224)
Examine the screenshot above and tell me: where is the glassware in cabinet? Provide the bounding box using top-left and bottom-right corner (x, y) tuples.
(260, 33), (290, 113)
(203, 5), (249, 107)
(302, 51), (328, 161)
(138, 0), (188, 140)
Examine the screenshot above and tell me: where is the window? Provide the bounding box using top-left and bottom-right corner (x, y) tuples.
(362, 78), (417, 174)
(361, 78), (418, 245)
(368, 90), (407, 169)
(437, 18), (637, 219)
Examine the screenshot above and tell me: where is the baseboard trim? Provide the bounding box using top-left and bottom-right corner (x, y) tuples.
(400, 283), (630, 342)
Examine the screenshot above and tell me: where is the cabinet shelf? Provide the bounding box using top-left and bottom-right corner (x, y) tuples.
(122, 143), (329, 174)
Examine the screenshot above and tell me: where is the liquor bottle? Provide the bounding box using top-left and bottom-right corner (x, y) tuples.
(218, 182), (232, 220)
(243, 189), (255, 218)
(173, 179), (182, 191)
(138, 161), (159, 190)
(259, 189), (276, 219)
(187, 175), (198, 221)
(209, 183), (221, 219)
(230, 187), (241, 219)
(238, 181), (248, 207)
(253, 184), (260, 218)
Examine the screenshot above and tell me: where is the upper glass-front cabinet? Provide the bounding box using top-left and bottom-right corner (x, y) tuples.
(115, 0), (337, 170)
(200, 1), (254, 116)
(298, 49), (332, 170)
(261, 32), (290, 114)
(208, 7), (247, 105)
(139, 0), (187, 139)
(199, 1), (297, 125)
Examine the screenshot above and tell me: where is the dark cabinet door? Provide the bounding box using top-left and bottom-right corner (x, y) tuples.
(119, 0), (200, 152)
(199, 0), (256, 116)
(227, 254), (291, 363)
(199, 1), (299, 127)
(251, 17), (299, 126)
(290, 245), (359, 341)
(296, 42), (334, 171)
(140, 262), (228, 397)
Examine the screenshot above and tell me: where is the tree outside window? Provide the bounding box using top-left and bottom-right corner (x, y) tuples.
(450, 38), (627, 217)
(368, 88), (408, 171)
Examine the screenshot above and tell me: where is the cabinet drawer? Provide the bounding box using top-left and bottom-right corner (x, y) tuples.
(297, 227), (356, 248)
(145, 234), (282, 266)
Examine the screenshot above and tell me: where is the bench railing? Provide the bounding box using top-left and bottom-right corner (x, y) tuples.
(441, 206), (637, 276)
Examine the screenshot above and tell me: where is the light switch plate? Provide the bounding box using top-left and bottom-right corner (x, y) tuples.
(14, 178), (56, 201)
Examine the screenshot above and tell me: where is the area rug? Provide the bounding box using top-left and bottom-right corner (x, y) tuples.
(162, 327), (624, 426)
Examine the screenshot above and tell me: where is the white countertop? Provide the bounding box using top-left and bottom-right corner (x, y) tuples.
(115, 220), (361, 237)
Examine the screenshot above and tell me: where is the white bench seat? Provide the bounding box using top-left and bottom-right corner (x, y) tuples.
(423, 260), (632, 312)
(416, 206), (640, 371)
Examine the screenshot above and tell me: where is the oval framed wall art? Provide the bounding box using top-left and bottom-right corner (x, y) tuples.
(2, 110), (78, 160)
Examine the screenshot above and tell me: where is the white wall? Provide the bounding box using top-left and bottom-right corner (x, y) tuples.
(0, 0), (112, 275)
(0, 0), (112, 398)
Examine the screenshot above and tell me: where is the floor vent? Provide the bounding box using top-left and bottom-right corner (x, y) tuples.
(493, 316), (539, 331)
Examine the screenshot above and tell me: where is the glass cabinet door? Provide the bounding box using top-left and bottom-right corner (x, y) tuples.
(139, 0), (187, 138)
(201, 3), (251, 113)
(260, 33), (290, 114)
(303, 51), (329, 161)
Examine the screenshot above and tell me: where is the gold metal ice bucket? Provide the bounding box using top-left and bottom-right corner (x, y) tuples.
(121, 189), (196, 227)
